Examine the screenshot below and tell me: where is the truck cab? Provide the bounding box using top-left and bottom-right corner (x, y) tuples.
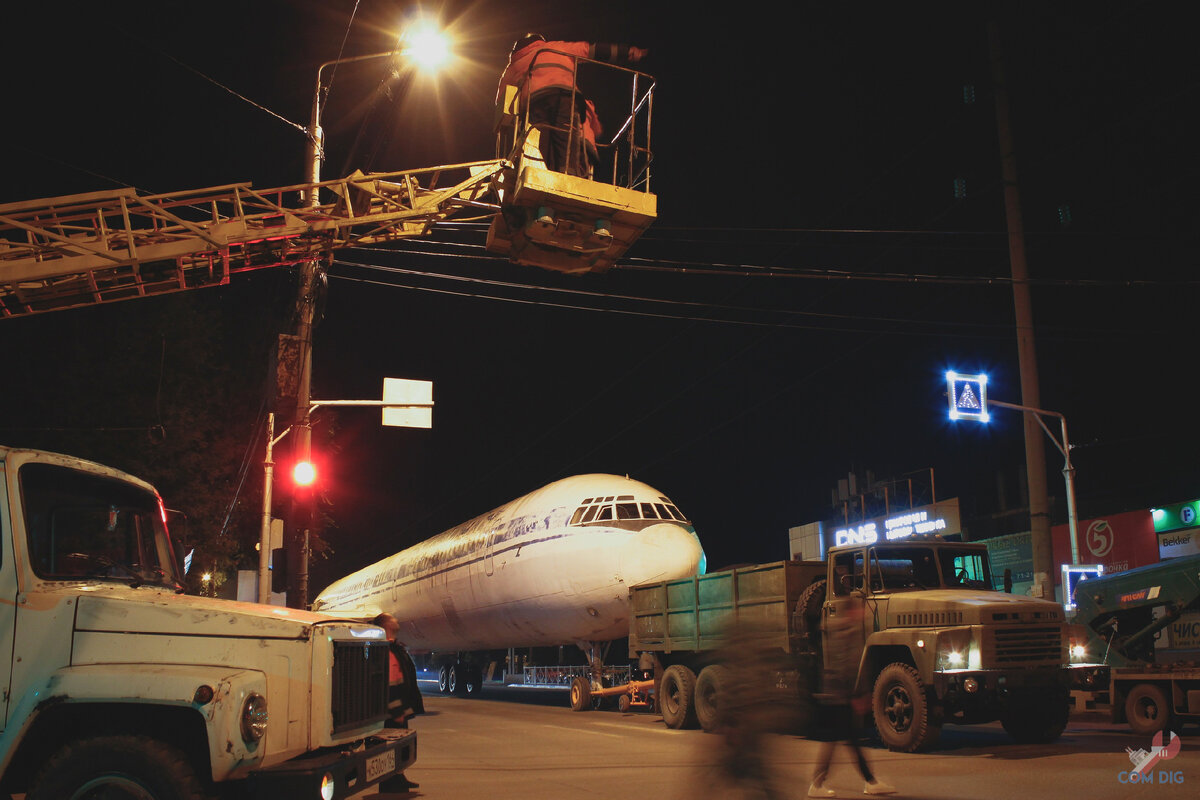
(0, 446), (415, 799)
(810, 536), (1070, 751)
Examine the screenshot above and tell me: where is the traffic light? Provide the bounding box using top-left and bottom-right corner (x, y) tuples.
(292, 459), (316, 486)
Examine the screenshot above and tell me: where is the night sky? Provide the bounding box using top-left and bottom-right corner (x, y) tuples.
(1, 2), (1193, 592)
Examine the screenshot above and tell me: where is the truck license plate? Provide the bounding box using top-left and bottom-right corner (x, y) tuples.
(366, 749), (396, 783)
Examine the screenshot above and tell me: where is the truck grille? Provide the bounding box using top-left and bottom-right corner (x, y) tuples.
(331, 640), (389, 734)
(990, 625), (1063, 666)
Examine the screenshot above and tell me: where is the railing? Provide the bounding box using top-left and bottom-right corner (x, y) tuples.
(495, 49), (654, 193)
(521, 665), (631, 688)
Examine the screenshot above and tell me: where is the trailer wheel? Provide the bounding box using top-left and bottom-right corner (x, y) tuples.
(1001, 688), (1069, 743)
(28, 734), (213, 800)
(695, 665), (730, 732)
(872, 663), (941, 752)
(618, 693), (632, 713)
(438, 664), (450, 694)
(463, 664), (482, 696)
(1125, 683), (1172, 737)
(660, 664), (698, 729)
(569, 676), (592, 711)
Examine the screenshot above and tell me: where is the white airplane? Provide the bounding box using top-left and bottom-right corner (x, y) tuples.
(312, 473), (706, 694)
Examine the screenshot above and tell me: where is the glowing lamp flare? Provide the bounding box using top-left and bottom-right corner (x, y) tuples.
(404, 27), (450, 70)
(293, 460), (317, 486)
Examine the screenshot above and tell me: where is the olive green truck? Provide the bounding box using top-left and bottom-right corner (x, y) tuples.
(611, 535), (1072, 751)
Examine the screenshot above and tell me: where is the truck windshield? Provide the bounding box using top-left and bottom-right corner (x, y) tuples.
(20, 462), (183, 589)
(868, 545), (994, 591)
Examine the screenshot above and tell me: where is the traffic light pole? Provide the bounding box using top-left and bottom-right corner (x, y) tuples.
(258, 391), (434, 607)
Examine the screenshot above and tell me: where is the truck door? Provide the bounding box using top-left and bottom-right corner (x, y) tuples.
(1, 466), (16, 730)
(822, 549), (868, 689)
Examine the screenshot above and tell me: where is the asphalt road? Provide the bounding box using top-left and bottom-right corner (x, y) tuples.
(368, 678), (1198, 800)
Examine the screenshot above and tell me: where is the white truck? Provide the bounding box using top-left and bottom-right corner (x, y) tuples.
(0, 445), (415, 800)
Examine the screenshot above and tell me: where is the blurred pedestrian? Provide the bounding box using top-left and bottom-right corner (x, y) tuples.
(712, 621), (787, 800)
(809, 591), (895, 797)
(374, 613), (423, 793)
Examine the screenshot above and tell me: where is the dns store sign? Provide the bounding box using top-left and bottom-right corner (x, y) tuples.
(834, 501), (961, 546)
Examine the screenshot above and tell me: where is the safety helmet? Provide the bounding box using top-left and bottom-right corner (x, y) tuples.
(512, 32), (546, 53)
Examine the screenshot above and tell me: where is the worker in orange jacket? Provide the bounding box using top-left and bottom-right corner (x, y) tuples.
(496, 33), (646, 175)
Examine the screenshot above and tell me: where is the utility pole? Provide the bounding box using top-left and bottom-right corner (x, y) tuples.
(989, 20), (1053, 599)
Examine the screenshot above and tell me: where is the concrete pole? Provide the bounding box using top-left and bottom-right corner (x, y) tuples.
(258, 413), (276, 604)
(989, 20), (1054, 599)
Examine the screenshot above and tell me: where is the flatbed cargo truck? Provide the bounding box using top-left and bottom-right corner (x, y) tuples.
(573, 535), (1072, 752)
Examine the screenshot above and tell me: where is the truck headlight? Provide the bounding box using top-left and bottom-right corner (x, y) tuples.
(946, 650), (964, 666)
(1070, 643), (1087, 660)
(240, 692), (269, 743)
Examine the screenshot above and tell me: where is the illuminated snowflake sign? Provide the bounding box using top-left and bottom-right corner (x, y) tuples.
(946, 371), (989, 422)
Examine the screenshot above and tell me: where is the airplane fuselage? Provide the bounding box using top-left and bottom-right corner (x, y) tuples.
(313, 474), (706, 651)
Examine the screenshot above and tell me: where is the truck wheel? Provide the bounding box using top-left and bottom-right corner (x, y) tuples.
(1125, 683), (1172, 737)
(438, 664), (450, 694)
(695, 665), (730, 733)
(569, 676), (592, 711)
(1001, 688), (1070, 743)
(29, 734), (212, 800)
(872, 663), (941, 752)
(463, 664), (482, 696)
(660, 664), (698, 729)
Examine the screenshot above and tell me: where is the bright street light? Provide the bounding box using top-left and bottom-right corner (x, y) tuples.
(402, 26), (451, 71)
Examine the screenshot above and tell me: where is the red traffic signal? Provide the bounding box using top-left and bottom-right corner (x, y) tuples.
(292, 460), (316, 486)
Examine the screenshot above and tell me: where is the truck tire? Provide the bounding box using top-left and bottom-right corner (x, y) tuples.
(1001, 688), (1070, 743)
(569, 676), (592, 711)
(872, 663), (941, 752)
(660, 664), (698, 729)
(438, 664), (451, 694)
(29, 734), (213, 800)
(1125, 683), (1172, 737)
(695, 665), (730, 732)
(463, 664), (482, 696)
(793, 580), (826, 653)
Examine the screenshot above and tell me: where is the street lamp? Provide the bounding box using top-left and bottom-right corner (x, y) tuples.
(286, 26), (449, 609)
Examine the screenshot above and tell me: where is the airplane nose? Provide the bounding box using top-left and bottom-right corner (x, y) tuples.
(619, 523), (705, 587)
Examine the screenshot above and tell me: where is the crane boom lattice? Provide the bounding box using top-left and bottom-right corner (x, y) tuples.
(0, 160), (506, 318)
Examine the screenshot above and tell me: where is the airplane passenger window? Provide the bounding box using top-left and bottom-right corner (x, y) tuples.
(581, 506), (598, 523)
(596, 505), (614, 521)
(616, 503), (638, 519)
(640, 503), (659, 518)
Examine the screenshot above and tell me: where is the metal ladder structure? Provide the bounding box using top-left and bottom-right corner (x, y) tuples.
(0, 160), (509, 318)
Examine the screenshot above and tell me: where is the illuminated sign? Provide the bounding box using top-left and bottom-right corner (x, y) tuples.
(833, 500), (961, 547)
(946, 371), (989, 422)
(1151, 500), (1200, 534)
(1060, 563), (1104, 611)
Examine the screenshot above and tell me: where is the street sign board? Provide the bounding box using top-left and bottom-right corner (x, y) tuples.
(382, 378), (433, 428)
(946, 371), (989, 422)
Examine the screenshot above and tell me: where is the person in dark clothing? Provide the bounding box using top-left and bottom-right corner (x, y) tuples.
(373, 613), (423, 793)
(809, 591), (896, 797)
(496, 33), (646, 175)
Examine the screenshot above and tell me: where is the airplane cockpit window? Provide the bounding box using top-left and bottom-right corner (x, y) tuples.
(616, 503), (639, 520)
(567, 493), (691, 526)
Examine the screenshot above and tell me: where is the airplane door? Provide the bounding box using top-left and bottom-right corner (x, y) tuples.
(1, 471), (16, 731)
